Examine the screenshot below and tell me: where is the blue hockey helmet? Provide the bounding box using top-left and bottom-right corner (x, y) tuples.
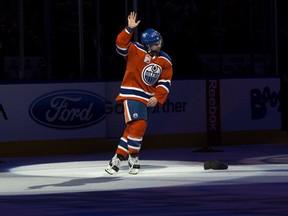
(140, 28), (162, 45)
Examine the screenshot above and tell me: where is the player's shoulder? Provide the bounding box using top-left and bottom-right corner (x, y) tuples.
(159, 51), (172, 64)
(131, 42), (146, 52)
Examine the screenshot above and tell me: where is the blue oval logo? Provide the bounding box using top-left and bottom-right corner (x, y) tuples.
(29, 90), (106, 129)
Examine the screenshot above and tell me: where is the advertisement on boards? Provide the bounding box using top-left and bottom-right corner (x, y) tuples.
(0, 80), (206, 142)
(220, 78), (280, 131)
(104, 80), (206, 138)
(0, 78), (280, 143)
(0, 83), (106, 142)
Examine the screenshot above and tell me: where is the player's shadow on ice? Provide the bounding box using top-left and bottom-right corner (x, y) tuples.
(28, 177), (123, 190)
(28, 165), (166, 190)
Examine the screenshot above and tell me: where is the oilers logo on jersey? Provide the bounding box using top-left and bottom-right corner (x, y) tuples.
(141, 63), (162, 86)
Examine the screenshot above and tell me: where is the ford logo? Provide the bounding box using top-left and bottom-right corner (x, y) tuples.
(29, 90), (106, 129)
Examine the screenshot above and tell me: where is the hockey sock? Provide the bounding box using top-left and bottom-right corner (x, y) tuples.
(127, 120), (147, 155)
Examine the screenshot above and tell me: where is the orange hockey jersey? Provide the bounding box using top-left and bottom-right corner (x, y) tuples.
(115, 27), (173, 106)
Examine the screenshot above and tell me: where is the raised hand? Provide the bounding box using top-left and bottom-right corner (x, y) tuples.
(127, 11), (140, 29)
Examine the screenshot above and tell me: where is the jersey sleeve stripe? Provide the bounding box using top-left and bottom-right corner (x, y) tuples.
(116, 45), (128, 56)
(157, 80), (171, 92)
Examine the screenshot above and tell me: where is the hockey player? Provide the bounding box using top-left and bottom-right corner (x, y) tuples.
(105, 11), (173, 175)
